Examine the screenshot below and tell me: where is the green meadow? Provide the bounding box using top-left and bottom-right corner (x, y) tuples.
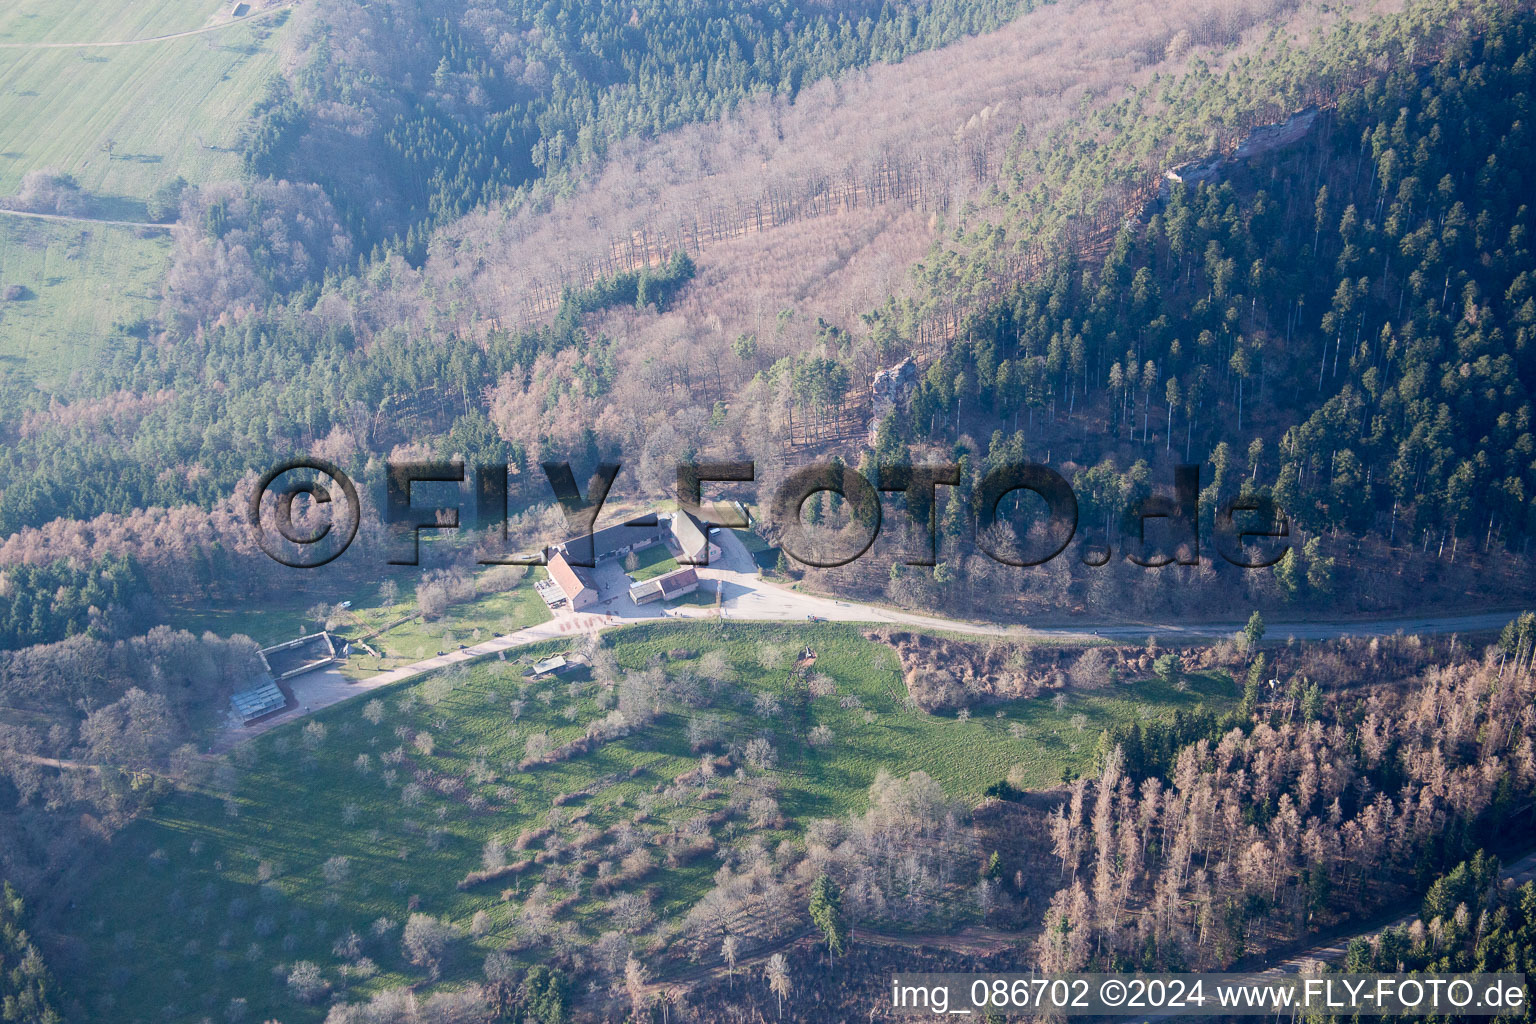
(64, 621), (1235, 1023)
(161, 568), (555, 673)
(0, 0), (296, 384)
(342, 584), (554, 675)
(0, 0), (295, 200)
(625, 543), (680, 582)
(0, 217), (167, 386)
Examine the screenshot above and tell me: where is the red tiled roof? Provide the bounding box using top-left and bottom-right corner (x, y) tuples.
(547, 553), (592, 599)
(657, 567), (699, 597)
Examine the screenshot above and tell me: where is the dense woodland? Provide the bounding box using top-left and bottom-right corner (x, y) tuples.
(0, 627), (266, 925)
(876, 4), (1536, 552)
(2, 0), (1531, 611)
(757, 3), (1535, 622)
(1, 0), (1536, 1020)
(0, 883), (60, 1024)
(1336, 855), (1536, 1024)
(1033, 644), (1536, 973)
(0, 250), (698, 542)
(0, 556), (145, 652)
(253, 0), (1039, 251)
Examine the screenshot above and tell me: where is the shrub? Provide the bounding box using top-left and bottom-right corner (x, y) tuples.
(10, 169), (89, 215)
(301, 721), (327, 750)
(458, 860), (532, 891)
(983, 779), (1025, 802)
(1069, 648), (1114, 689)
(285, 960), (327, 1003)
(401, 914), (460, 978)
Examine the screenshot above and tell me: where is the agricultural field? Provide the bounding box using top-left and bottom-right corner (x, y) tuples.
(0, 0), (295, 201)
(62, 621), (1235, 1022)
(0, 217), (167, 386)
(0, 0), (296, 385)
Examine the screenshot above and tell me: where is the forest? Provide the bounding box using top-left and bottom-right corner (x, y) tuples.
(0, 250), (701, 541)
(881, 5), (1536, 544)
(0, 555), (146, 651)
(778, 3), (1536, 622)
(0, 0), (1534, 1020)
(251, 0), (1041, 251)
(1032, 643), (1534, 974)
(1341, 853), (1536, 1008)
(3, 0), (1533, 620)
(0, 883), (60, 1024)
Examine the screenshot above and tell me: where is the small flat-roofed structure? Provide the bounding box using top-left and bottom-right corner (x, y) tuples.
(529, 655), (569, 677)
(231, 677), (286, 723)
(628, 576), (663, 603)
(258, 632), (339, 680)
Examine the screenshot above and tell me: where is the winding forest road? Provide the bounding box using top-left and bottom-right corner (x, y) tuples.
(0, 207), (166, 229)
(1259, 849), (1536, 977)
(216, 529), (1526, 749)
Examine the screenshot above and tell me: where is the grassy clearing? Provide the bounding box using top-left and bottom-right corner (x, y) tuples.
(159, 568), (553, 667)
(65, 621), (1235, 1022)
(0, 217), (167, 386)
(342, 583), (553, 676)
(159, 594), (321, 650)
(0, 0), (294, 201)
(0, 0), (296, 381)
(625, 543), (679, 582)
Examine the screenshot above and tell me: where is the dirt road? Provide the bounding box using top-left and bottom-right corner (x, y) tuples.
(214, 529), (1526, 750)
(0, 207), (167, 229)
(0, 2), (297, 49)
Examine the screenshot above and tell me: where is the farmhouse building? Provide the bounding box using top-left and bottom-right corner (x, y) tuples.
(555, 513), (670, 566)
(669, 509), (716, 564)
(627, 566), (701, 604)
(546, 552), (599, 610)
